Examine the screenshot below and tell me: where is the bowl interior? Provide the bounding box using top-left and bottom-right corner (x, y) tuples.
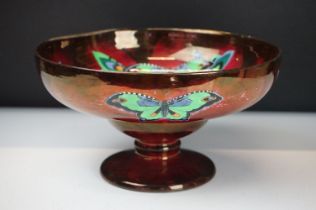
(37, 28), (279, 73)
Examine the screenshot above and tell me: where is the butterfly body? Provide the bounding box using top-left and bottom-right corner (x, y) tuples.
(107, 91), (223, 121)
(159, 102), (169, 118)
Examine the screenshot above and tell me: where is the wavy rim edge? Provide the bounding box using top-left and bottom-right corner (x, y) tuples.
(35, 27), (281, 75)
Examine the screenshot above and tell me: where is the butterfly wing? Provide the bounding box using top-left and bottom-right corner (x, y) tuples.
(209, 50), (234, 70)
(176, 61), (204, 71)
(175, 50), (235, 72)
(92, 51), (125, 71)
(167, 91), (222, 120)
(107, 93), (163, 120)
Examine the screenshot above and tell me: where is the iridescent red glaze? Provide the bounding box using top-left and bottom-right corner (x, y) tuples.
(36, 28), (281, 192)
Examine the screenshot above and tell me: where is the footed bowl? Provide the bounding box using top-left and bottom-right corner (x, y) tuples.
(36, 28), (281, 192)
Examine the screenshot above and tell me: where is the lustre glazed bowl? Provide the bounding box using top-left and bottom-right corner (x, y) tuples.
(36, 28), (281, 192)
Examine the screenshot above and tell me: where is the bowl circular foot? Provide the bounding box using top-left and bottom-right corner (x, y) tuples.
(100, 149), (215, 192)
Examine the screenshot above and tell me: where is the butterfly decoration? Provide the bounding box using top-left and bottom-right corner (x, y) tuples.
(92, 50), (234, 73)
(92, 51), (125, 71)
(207, 50), (234, 70)
(107, 91), (222, 121)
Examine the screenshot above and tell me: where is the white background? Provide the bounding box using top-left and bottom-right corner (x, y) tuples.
(0, 109), (315, 210)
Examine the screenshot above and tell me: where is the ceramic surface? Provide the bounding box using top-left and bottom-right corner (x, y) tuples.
(36, 28), (281, 192)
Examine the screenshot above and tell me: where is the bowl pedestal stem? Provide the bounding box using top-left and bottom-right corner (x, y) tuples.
(100, 138), (215, 192)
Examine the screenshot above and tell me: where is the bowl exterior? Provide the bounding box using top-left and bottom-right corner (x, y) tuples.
(35, 29), (281, 191)
(37, 57), (280, 121)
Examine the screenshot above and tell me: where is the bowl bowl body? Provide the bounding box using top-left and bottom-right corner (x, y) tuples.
(36, 28), (280, 140)
(36, 28), (280, 191)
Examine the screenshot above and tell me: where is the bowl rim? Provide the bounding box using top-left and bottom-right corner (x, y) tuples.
(35, 27), (281, 75)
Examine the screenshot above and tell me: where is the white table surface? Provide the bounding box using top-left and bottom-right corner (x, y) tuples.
(0, 108), (315, 210)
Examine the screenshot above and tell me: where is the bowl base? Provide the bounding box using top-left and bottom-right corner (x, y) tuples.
(100, 149), (215, 192)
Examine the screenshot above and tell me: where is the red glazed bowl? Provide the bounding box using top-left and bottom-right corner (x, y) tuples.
(36, 28), (281, 192)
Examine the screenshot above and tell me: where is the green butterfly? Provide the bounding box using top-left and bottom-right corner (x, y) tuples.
(107, 91), (222, 121)
(92, 50), (234, 73)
